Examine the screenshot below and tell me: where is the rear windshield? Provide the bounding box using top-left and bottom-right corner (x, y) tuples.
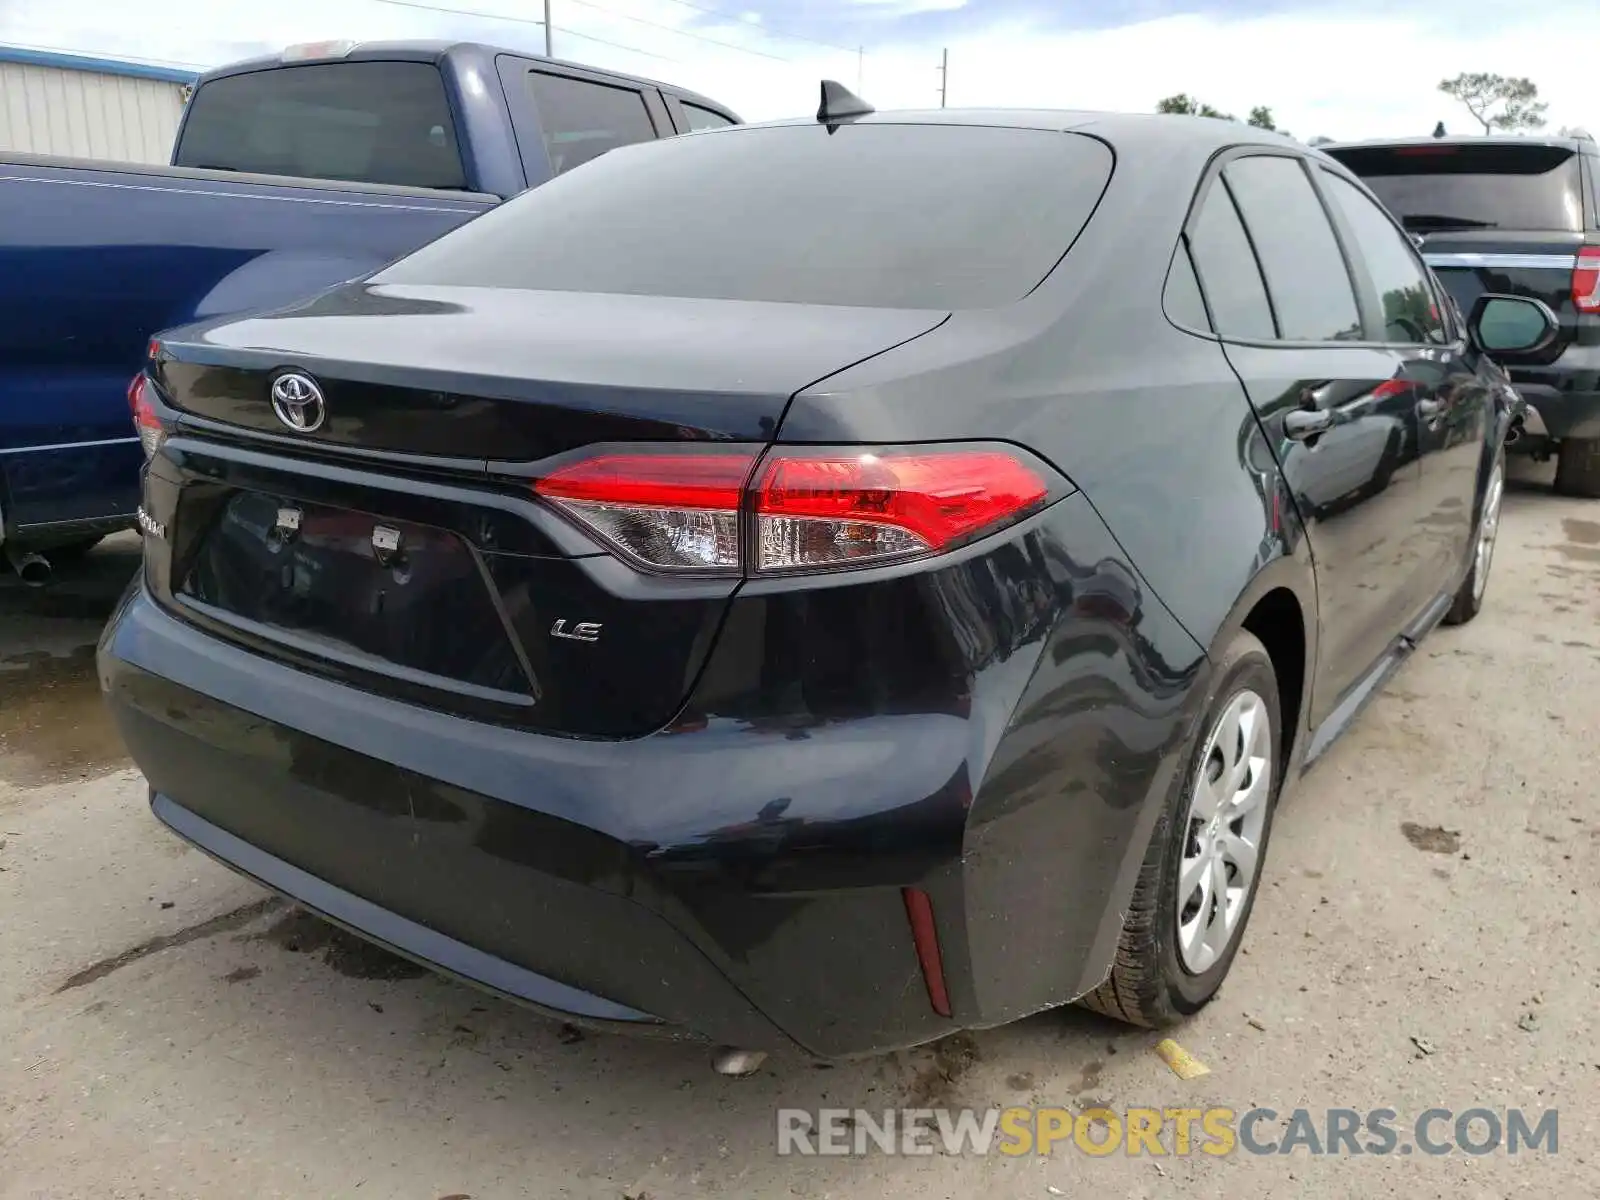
(1328, 144), (1584, 232)
(375, 123), (1113, 309)
(174, 61), (467, 190)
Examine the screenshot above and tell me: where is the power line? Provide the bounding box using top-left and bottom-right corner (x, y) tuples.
(365, 0), (678, 61)
(645, 0), (866, 56)
(370, 0), (546, 29)
(558, 26), (679, 62)
(560, 0), (793, 63)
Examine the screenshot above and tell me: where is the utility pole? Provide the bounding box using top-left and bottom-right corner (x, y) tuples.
(544, 0), (553, 57)
(937, 47), (948, 108)
(857, 46), (864, 93)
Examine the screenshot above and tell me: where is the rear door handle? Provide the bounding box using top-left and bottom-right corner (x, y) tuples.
(1284, 408), (1334, 440)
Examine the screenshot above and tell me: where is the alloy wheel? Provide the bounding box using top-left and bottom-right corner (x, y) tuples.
(1472, 460), (1505, 604)
(1176, 688), (1273, 974)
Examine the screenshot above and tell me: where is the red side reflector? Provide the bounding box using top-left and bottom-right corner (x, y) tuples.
(1574, 247), (1600, 314)
(902, 886), (952, 1018)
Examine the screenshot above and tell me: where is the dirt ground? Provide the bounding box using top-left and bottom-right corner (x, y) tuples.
(2, 459), (1597, 1199)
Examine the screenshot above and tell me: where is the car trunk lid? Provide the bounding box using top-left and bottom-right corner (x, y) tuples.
(154, 282), (949, 457)
(144, 283), (949, 738)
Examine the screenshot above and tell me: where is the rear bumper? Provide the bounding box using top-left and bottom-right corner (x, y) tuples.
(99, 490), (1207, 1057)
(1509, 375), (1600, 442)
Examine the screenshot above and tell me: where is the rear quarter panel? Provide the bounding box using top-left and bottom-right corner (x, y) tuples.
(775, 127), (1319, 1012)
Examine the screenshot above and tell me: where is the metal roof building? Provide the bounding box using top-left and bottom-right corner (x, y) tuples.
(0, 45), (199, 163)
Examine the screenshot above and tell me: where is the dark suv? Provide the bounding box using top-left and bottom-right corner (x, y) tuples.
(1326, 136), (1600, 497)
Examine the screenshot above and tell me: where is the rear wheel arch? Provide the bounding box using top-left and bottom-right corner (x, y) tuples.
(1205, 559), (1317, 776)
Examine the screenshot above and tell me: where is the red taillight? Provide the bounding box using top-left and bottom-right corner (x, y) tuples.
(1573, 247), (1600, 314)
(535, 452), (757, 572)
(127, 373), (164, 460)
(532, 445), (1052, 575)
(754, 449), (1048, 573)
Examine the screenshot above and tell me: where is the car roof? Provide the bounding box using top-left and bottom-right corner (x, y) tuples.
(741, 108), (1304, 151)
(1323, 134), (1598, 156)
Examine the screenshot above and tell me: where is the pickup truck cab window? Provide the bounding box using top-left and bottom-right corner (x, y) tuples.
(682, 102), (736, 132)
(525, 71), (658, 175)
(173, 61), (466, 189)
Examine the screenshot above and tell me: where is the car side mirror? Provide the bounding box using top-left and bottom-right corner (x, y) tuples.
(1468, 294), (1559, 354)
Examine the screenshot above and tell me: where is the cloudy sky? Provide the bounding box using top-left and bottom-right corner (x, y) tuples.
(2, 0), (1596, 139)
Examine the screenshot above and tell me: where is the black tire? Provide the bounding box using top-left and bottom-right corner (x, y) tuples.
(1443, 449), (1505, 627)
(1078, 629), (1283, 1028)
(1554, 437), (1600, 499)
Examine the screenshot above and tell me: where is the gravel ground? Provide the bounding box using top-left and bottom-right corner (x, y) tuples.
(2, 460), (1596, 1199)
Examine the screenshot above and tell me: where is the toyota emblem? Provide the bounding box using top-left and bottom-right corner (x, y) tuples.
(270, 372), (327, 432)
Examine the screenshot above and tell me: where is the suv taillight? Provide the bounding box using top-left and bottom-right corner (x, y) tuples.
(533, 445), (1053, 576)
(127, 373), (164, 460)
(1574, 247), (1600, 314)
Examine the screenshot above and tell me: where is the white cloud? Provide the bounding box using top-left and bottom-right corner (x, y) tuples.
(1, 0), (1594, 138)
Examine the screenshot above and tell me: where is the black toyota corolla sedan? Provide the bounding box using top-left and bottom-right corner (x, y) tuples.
(103, 95), (1548, 1060)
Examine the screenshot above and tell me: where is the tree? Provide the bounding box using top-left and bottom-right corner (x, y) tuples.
(1155, 96), (1288, 137)
(1438, 73), (1547, 134)
(1157, 93), (1231, 119)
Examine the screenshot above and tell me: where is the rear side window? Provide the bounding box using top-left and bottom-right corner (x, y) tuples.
(377, 124), (1114, 310)
(526, 72), (658, 176)
(1188, 180), (1275, 340)
(175, 62), (466, 189)
(1320, 170), (1448, 345)
(682, 102), (735, 132)
(1329, 143), (1584, 233)
(1164, 238), (1212, 331)
(1224, 155), (1363, 342)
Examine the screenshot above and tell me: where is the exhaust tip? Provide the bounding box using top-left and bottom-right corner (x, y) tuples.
(6, 549), (52, 588)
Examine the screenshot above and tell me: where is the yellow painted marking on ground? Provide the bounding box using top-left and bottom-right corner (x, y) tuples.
(1154, 1038), (1210, 1080)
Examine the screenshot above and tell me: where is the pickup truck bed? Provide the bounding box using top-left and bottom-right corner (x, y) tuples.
(0, 156), (495, 536)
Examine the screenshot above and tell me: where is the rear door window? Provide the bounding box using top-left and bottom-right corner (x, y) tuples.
(526, 72), (659, 175)
(1187, 180), (1275, 340)
(1224, 154), (1364, 342)
(174, 61), (466, 189)
(1320, 170), (1449, 345)
(1328, 143), (1584, 232)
